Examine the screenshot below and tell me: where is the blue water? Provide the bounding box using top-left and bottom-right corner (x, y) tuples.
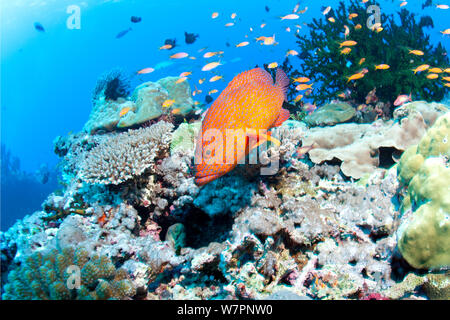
(0, 0), (449, 230)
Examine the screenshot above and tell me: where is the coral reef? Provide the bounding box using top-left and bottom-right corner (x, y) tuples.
(193, 174), (257, 217)
(289, 0), (449, 107)
(2, 66), (448, 301)
(396, 113), (450, 269)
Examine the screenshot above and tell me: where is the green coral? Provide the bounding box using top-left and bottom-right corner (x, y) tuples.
(383, 273), (425, 299)
(170, 121), (201, 154)
(397, 113), (450, 269)
(165, 223), (186, 254)
(2, 247), (136, 300)
(289, 0), (449, 107)
(423, 272), (450, 300)
(382, 272), (450, 300)
(304, 102), (355, 126)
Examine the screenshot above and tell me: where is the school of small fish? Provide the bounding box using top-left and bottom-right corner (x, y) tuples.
(130, 2), (449, 132)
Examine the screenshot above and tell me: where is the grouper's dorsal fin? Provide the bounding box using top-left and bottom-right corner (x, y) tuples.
(221, 68), (273, 96)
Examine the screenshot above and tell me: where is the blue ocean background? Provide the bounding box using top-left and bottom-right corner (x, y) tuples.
(0, 0), (448, 230)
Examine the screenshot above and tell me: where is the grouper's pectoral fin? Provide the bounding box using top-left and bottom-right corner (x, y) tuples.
(271, 108), (290, 127)
(247, 131), (281, 154)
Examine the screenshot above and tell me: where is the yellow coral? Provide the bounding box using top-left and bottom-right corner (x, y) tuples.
(397, 113), (450, 269)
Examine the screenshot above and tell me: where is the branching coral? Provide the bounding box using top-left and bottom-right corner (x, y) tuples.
(290, 0), (449, 106)
(78, 121), (174, 185)
(2, 247), (135, 300)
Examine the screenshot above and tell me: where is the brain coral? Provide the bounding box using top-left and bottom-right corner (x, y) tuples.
(2, 247), (135, 300)
(397, 113), (450, 269)
(79, 121), (174, 185)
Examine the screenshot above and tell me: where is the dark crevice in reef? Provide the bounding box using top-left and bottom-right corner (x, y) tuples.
(133, 203), (234, 249)
(134, 205), (151, 227)
(390, 251), (429, 282)
(323, 157), (343, 168)
(378, 147), (401, 169)
(181, 207), (234, 249)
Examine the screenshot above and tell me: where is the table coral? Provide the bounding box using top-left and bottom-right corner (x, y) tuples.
(303, 102), (447, 179)
(79, 121), (174, 185)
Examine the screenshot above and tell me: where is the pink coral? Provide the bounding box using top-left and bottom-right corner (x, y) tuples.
(360, 292), (390, 300)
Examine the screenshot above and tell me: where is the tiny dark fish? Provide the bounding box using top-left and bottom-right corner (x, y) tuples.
(225, 42), (231, 47)
(131, 16), (142, 23)
(419, 15), (434, 29)
(205, 95), (213, 104)
(116, 27), (132, 38)
(36, 164), (50, 184)
(185, 31), (199, 44)
(34, 22), (45, 32)
(164, 38), (177, 49)
(265, 5), (270, 12)
(422, 0), (433, 9)
(299, 51), (309, 59)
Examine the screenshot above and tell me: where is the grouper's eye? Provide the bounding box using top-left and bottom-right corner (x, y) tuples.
(204, 149), (216, 158)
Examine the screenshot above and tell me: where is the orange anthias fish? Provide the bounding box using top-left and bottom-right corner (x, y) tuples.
(280, 14), (299, 20)
(341, 47), (352, 55)
(119, 106), (131, 117)
(394, 93), (412, 106)
(194, 68), (290, 186)
(137, 67), (155, 74)
(170, 52), (189, 59)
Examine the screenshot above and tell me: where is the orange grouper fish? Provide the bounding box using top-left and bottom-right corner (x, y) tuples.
(194, 67), (290, 186)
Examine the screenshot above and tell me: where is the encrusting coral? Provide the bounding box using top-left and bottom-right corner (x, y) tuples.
(85, 76), (195, 133)
(2, 247), (135, 300)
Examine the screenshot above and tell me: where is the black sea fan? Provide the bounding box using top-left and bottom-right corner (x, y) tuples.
(289, 0), (449, 108)
(92, 68), (131, 103)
